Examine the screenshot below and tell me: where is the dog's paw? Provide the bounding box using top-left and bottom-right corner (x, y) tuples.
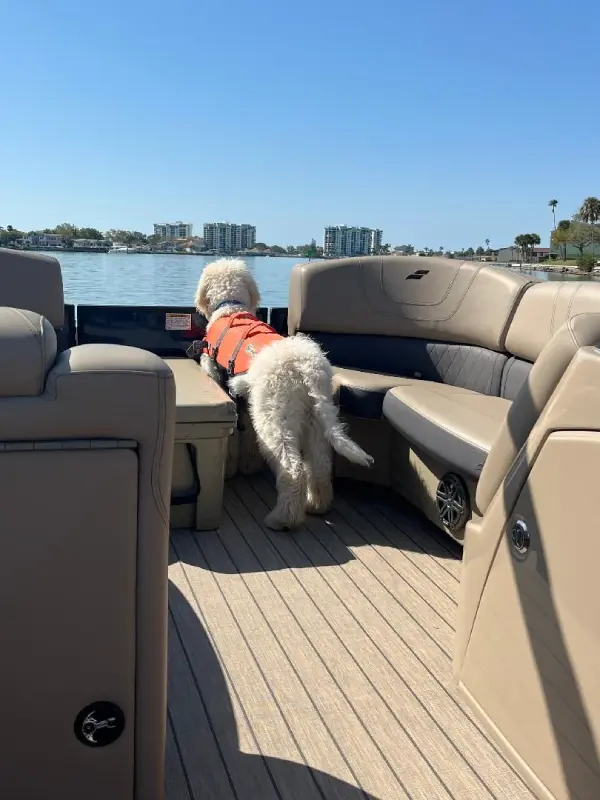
(306, 502), (331, 516)
(306, 484), (333, 516)
(264, 510), (291, 532)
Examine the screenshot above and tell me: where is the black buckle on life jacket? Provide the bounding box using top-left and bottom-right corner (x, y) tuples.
(186, 338), (208, 360)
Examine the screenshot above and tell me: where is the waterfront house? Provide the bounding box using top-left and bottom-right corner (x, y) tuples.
(72, 238), (112, 251)
(22, 233), (65, 249)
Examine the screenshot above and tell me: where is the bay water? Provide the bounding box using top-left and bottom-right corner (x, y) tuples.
(50, 252), (597, 309)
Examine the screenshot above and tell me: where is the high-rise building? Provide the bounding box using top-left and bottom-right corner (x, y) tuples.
(323, 226), (383, 257)
(153, 222), (194, 239)
(203, 222), (256, 252)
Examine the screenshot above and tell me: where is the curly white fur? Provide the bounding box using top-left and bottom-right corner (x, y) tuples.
(195, 258), (374, 531)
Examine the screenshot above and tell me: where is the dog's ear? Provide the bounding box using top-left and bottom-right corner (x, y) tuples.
(194, 275), (210, 316)
(246, 271), (261, 313)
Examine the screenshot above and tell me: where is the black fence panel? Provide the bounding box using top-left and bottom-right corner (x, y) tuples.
(269, 307), (288, 335)
(76, 305), (207, 357)
(56, 303), (77, 351)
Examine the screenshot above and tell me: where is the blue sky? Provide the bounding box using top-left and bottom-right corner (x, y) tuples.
(1, 0), (598, 249)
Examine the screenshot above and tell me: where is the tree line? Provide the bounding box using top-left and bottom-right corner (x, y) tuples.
(392, 242), (493, 258)
(513, 233), (541, 262)
(548, 196), (600, 271)
(0, 224), (328, 256)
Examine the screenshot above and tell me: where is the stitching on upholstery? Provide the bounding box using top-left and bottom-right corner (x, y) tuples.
(39, 317), (46, 393)
(568, 311), (600, 348)
(498, 279), (535, 352)
(462, 348), (486, 393)
(13, 308), (44, 394)
(378, 258), (474, 308)
(360, 259), (482, 322)
(150, 376), (169, 525)
(152, 376), (169, 525)
(426, 343), (504, 395)
(501, 358), (516, 398)
(563, 283), (583, 332)
(549, 283), (560, 336)
(48, 367), (172, 525)
(549, 283), (567, 339)
(566, 315), (580, 348)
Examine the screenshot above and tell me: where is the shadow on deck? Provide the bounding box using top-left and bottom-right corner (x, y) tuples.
(166, 473), (534, 799)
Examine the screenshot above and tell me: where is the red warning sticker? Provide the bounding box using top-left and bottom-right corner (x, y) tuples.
(165, 313), (192, 331)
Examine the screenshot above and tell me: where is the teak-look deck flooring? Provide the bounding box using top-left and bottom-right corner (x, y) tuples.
(166, 473), (534, 800)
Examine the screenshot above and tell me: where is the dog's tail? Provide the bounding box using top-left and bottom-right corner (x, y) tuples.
(306, 377), (374, 468)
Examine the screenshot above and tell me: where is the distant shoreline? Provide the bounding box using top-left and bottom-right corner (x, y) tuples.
(506, 262), (588, 276)
(17, 246), (318, 259)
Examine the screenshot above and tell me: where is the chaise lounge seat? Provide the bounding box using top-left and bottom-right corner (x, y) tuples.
(290, 256), (600, 540)
(382, 381), (511, 481)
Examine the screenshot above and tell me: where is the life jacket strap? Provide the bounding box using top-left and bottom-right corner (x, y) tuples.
(226, 320), (265, 375)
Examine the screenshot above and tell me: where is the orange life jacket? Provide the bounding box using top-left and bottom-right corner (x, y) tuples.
(203, 311), (283, 377)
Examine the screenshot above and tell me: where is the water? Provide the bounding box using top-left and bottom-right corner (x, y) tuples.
(47, 253), (600, 309)
(500, 265), (600, 284)
(55, 252), (316, 308)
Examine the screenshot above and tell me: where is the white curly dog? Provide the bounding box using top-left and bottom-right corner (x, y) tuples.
(195, 258), (374, 531)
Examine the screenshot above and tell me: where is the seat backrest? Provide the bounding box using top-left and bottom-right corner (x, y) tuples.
(0, 248), (64, 329)
(476, 312), (600, 513)
(497, 279), (600, 400)
(288, 256), (533, 396)
(0, 304), (175, 800)
(505, 280), (600, 363)
(289, 256), (531, 349)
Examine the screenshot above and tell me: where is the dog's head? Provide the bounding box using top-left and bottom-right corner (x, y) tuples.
(194, 258), (261, 319)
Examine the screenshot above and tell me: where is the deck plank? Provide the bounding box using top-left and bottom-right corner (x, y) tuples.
(167, 473), (535, 800)
(170, 533), (316, 800)
(371, 495), (463, 581)
(167, 609), (237, 800)
(165, 715), (192, 800)
(335, 492), (460, 608)
(239, 476), (533, 799)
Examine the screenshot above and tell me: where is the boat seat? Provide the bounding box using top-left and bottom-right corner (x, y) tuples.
(383, 381), (511, 480)
(0, 249), (176, 800)
(332, 367), (406, 418)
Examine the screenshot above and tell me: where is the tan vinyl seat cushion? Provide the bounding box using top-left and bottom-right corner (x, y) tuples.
(333, 367), (406, 418)
(164, 358), (237, 425)
(383, 382), (511, 480)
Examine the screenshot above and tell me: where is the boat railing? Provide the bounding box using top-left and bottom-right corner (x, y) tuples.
(59, 304), (289, 356)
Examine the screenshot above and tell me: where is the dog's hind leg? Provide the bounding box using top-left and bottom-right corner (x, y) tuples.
(265, 460), (307, 531)
(252, 411), (306, 531)
(304, 417), (333, 515)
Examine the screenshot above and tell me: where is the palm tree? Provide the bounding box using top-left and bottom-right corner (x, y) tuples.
(548, 199), (558, 229)
(485, 238), (490, 252)
(529, 232), (541, 262)
(579, 196), (600, 257)
(514, 235), (525, 263)
(552, 220), (571, 260)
